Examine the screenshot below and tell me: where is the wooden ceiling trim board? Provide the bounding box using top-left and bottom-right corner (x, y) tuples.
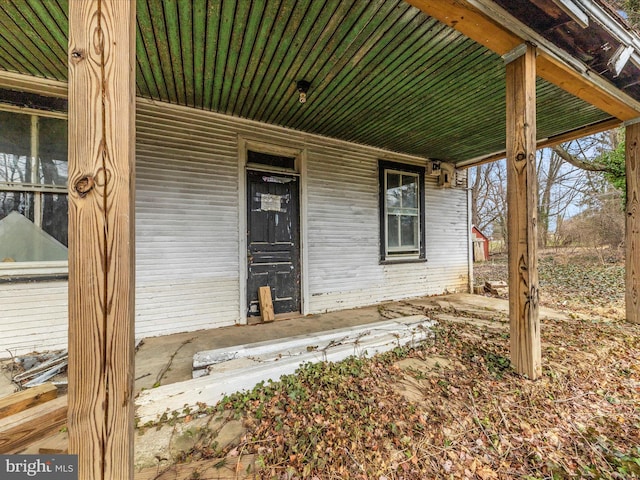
(163, 0), (186, 106)
(406, 0), (640, 120)
(135, 1), (167, 101)
(350, 45), (498, 147)
(192, 0), (207, 108)
(316, 18), (447, 133)
(225, 1), (267, 114)
(251, 0), (316, 120)
(0, 29), (44, 79)
(307, 6), (428, 132)
(322, 23), (461, 135)
(264, 0), (345, 123)
(144, 0), (176, 103)
(291, 0), (405, 129)
(277, 0), (380, 125)
(285, 0), (399, 127)
(0, 45), (29, 77)
(265, 0), (351, 122)
(177, 0), (195, 107)
(0, 7), (61, 79)
(390, 63), (510, 157)
(135, 61), (148, 98)
(13, 1), (67, 68)
(331, 46), (491, 152)
(220, 0), (252, 113)
(232, 0), (282, 115)
(256, 0), (323, 121)
(211, 0), (237, 111)
(30, 1), (68, 54)
(242, 0), (297, 119)
(202, 0), (222, 110)
(135, 19), (161, 100)
(0, 3), (66, 79)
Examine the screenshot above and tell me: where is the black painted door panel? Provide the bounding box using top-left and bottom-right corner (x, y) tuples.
(247, 170), (300, 317)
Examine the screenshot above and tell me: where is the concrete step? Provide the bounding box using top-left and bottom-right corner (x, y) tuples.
(192, 315), (432, 377)
(135, 316), (434, 424)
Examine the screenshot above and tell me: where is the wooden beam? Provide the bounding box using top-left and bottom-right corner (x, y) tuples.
(626, 121), (640, 323)
(0, 396), (67, 454)
(0, 383), (57, 419)
(506, 44), (542, 380)
(405, 0), (520, 55)
(458, 117), (622, 168)
(68, 1), (136, 479)
(405, 0), (640, 120)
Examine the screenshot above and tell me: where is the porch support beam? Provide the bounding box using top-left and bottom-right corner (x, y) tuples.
(505, 44), (541, 380)
(626, 121), (640, 323)
(68, 1), (136, 479)
(405, 0), (640, 120)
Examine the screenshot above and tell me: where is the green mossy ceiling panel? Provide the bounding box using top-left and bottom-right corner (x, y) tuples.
(0, 0), (613, 163)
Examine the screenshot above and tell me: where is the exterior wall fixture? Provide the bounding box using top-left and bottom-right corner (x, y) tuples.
(297, 80), (310, 103)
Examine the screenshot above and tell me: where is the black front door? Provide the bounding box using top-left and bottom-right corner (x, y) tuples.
(247, 170), (300, 317)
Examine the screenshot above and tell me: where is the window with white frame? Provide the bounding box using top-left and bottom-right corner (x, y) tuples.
(0, 108), (68, 264)
(379, 160), (425, 261)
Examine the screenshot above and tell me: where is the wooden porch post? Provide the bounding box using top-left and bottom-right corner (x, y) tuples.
(68, 1), (136, 479)
(505, 43), (542, 380)
(626, 122), (640, 323)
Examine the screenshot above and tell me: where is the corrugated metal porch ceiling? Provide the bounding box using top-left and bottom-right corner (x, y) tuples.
(0, 0), (613, 163)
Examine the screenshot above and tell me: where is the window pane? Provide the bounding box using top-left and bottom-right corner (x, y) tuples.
(0, 191), (34, 222)
(0, 110), (31, 184)
(387, 214), (399, 248)
(401, 174), (418, 208)
(39, 117), (68, 186)
(401, 215), (419, 249)
(386, 173), (401, 208)
(41, 193), (68, 247)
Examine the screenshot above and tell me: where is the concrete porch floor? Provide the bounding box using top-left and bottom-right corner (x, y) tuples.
(132, 292), (569, 396)
(134, 298), (395, 395)
(6, 292), (576, 459)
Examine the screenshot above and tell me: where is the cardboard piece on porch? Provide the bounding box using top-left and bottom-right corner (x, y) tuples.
(0, 395), (67, 453)
(137, 316), (434, 424)
(258, 286), (275, 322)
(0, 383), (57, 419)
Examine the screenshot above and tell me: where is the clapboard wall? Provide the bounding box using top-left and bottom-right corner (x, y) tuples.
(0, 73), (470, 355)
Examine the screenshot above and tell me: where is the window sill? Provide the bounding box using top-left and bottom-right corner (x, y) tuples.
(380, 257), (427, 265)
(0, 261), (68, 282)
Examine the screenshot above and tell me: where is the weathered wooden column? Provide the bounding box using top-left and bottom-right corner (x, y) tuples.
(626, 121), (640, 323)
(68, 1), (136, 479)
(505, 43), (541, 380)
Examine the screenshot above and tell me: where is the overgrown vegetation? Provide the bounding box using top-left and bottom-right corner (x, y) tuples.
(155, 250), (639, 479)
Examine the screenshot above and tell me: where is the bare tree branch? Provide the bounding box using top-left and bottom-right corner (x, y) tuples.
(551, 146), (608, 172)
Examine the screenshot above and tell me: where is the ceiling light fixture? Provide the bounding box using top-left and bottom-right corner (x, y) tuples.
(297, 80), (310, 104)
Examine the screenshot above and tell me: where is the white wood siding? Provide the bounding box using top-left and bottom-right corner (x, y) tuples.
(0, 281), (68, 356)
(135, 102), (240, 337)
(306, 149), (469, 313)
(0, 72), (469, 355)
